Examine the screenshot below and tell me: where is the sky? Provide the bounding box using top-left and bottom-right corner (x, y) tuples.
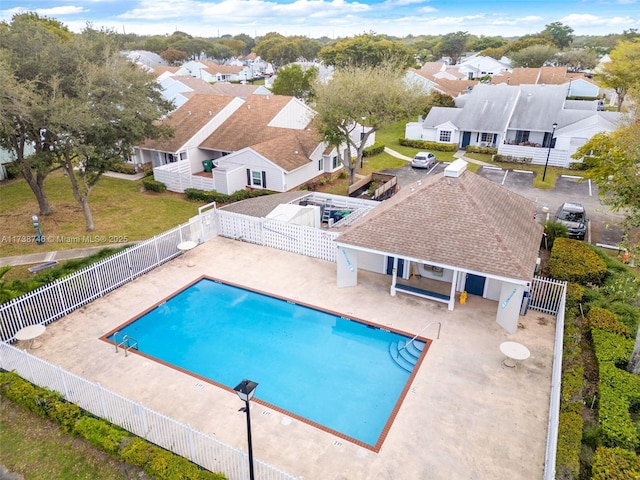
(1, 0), (639, 39)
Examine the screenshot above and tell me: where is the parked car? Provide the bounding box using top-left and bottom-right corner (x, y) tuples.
(411, 152), (436, 169)
(555, 202), (587, 240)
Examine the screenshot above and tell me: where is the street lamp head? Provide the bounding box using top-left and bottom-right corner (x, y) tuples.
(234, 379), (258, 402)
(552, 122), (558, 129)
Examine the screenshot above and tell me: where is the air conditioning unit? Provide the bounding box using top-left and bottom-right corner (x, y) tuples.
(480, 142), (487, 147)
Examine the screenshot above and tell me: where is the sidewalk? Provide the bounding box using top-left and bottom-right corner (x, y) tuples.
(103, 171), (144, 181)
(0, 244), (131, 267)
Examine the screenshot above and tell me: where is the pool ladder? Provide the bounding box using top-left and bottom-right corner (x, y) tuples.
(113, 331), (138, 357)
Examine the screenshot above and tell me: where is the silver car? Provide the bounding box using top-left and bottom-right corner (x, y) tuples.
(411, 151), (436, 169)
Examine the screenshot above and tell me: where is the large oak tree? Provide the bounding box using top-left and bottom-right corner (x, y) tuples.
(313, 63), (425, 185)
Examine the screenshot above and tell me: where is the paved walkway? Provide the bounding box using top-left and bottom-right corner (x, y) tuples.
(0, 244), (132, 268)
(103, 171), (145, 181)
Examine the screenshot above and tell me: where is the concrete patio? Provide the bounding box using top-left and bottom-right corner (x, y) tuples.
(26, 236), (555, 480)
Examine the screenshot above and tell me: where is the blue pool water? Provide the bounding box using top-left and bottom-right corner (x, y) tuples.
(108, 278), (422, 447)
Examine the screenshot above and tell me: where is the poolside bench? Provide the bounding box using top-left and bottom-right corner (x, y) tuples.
(28, 261), (58, 273)
(395, 283), (450, 302)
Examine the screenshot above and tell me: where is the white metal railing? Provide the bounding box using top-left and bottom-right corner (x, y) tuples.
(0, 343), (299, 480)
(543, 289), (567, 480)
(0, 220), (198, 342)
(528, 276), (566, 315)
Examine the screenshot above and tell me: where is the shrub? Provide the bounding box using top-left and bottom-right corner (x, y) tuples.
(184, 188), (275, 204)
(73, 416), (130, 455)
(492, 154), (532, 164)
(142, 177), (167, 193)
(543, 220), (568, 250)
(549, 238), (607, 285)
(591, 447), (640, 480)
(4, 161), (22, 179)
(565, 282), (585, 309)
(363, 142), (385, 157)
(592, 329), (634, 365)
(398, 138), (458, 151)
(587, 307), (631, 336)
(598, 383), (639, 449)
(109, 163), (137, 174)
(608, 302), (640, 336)
(465, 145), (497, 155)
(556, 410), (583, 479)
(0, 372), (228, 480)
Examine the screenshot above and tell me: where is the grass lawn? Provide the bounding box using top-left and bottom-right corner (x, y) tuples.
(0, 171), (202, 257)
(0, 399), (144, 480)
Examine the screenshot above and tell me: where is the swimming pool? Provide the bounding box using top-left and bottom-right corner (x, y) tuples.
(104, 277), (429, 449)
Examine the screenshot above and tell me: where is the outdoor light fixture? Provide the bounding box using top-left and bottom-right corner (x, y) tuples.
(234, 379), (258, 480)
(542, 122), (558, 182)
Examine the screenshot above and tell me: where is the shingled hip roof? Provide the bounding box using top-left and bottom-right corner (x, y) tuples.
(336, 167), (542, 282)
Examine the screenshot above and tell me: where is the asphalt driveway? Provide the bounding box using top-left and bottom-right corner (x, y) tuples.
(383, 161), (626, 248)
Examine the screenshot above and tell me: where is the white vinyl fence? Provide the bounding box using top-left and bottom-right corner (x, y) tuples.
(217, 210), (340, 262)
(0, 201), (567, 480)
(154, 163), (215, 193)
(0, 219), (201, 342)
(0, 343), (299, 480)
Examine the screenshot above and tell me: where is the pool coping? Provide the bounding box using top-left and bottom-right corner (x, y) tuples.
(99, 274), (432, 453)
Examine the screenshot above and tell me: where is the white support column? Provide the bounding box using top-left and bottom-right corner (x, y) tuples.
(447, 269), (459, 311)
(390, 257), (398, 296)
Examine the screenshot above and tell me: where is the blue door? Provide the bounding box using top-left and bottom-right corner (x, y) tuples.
(386, 257), (404, 277)
(465, 274), (486, 296)
(461, 132), (471, 148)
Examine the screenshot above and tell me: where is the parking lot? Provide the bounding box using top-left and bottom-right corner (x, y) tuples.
(384, 161), (627, 248)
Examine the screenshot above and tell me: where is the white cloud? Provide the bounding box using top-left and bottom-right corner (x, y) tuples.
(36, 6), (87, 15)
(560, 13), (636, 28)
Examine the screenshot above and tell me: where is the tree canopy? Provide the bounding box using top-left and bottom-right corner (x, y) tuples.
(254, 33), (321, 70)
(436, 31), (470, 64)
(0, 14), (173, 230)
(318, 33), (415, 69)
(313, 63), (425, 185)
(541, 22), (575, 50)
(596, 39), (640, 112)
(572, 125), (640, 257)
(509, 44), (559, 68)
(271, 64), (318, 102)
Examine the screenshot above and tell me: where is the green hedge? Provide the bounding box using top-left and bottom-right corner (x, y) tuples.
(556, 321), (584, 478)
(142, 177), (167, 193)
(363, 142), (385, 157)
(109, 163), (137, 174)
(0, 372), (226, 480)
(398, 138), (458, 152)
(465, 145), (497, 155)
(549, 238), (607, 285)
(591, 330), (639, 450)
(587, 307), (631, 337)
(183, 188), (276, 204)
(591, 447), (640, 480)
(492, 154), (532, 164)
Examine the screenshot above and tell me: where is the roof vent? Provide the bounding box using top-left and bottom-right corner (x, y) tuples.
(208, 111), (212, 115)
(444, 159), (467, 178)
(294, 151), (299, 155)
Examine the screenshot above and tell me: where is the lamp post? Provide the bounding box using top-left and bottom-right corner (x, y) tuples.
(234, 379), (258, 480)
(360, 116), (366, 168)
(542, 122), (558, 183)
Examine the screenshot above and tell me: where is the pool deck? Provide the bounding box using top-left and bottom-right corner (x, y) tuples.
(27, 236), (555, 480)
